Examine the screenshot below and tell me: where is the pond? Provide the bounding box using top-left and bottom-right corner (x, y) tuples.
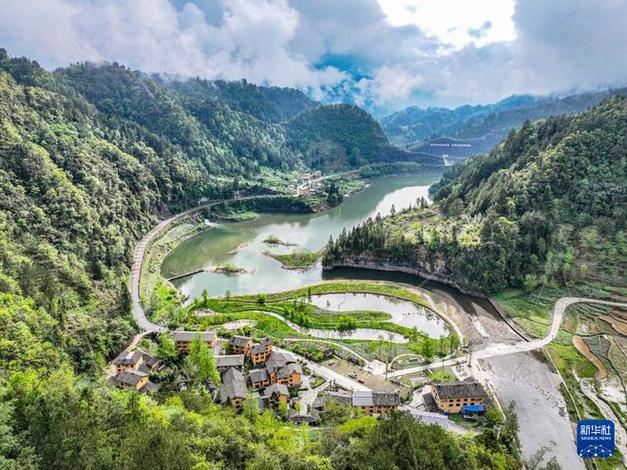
(309, 292), (449, 338)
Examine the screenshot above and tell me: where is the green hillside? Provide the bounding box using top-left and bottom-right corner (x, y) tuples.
(287, 104), (442, 169)
(0, 50), (516, 470)
(325, 96), (627, 296)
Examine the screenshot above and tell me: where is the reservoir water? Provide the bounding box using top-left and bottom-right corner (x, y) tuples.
(162, 171), (443, 300)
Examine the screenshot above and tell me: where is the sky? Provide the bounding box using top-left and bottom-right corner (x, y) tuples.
(0, 0), (626, 112)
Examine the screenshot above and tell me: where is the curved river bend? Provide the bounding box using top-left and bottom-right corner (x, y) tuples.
(163, 173), (442, 299)
(162, 170), (501, 340)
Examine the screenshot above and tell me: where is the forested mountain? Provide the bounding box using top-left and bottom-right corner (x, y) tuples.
(382, 90), (625, 156)
(286, 104), (442, 169)
(325, 96), (627, 295)
(0, 50), (518, 469)
(0, 48), (431, 372)
(170, 78), (317, 123)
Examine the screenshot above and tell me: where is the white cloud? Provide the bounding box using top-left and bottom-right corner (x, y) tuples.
(0, 0), (625, 108)
(357, 65), (424, 105)
(377, 0), (516, 49)
(0, 0), (345, 92)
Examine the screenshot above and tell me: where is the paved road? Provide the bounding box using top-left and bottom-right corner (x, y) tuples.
(275, 347), (370, 392)
(391, 297), (627, 377)
(129, 195), (281, 333)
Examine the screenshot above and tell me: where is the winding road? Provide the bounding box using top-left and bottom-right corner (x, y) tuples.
(130, 195), (281, 333)
(389, 297), (627, 377)
(128, 193), (371, 392)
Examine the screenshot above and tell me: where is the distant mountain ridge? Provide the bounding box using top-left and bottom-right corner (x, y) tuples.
(382, 89), (627, 157)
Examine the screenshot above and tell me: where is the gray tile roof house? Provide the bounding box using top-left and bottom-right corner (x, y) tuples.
(113, 349), (143, 366)
(215, 354), (245, 370)
(138, 351), (164, 373)
(249, 368), (270, 384)
(352, 391), (401, 407)
(316, 391), (352, 408)
(276, 363), (302, 380)
(219, 368), (247, 404)
(228, 335), (252, 348)
(265, 351), (295, 372)
(114, 369), (148, 387)
(264, 383), (289, 398)
(433, 381), (485, 400)
(249, 343), (266, 355)
(172, 330), (216, 342)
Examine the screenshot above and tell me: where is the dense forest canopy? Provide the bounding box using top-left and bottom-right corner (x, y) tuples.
(325, 96), (627, 295)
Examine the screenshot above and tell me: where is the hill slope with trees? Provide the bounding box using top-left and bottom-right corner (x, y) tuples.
(325, 96), (627, 296)
(0, 50), (518, 470)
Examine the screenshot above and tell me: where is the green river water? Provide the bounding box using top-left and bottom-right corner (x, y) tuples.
(162, 171), (442, 300)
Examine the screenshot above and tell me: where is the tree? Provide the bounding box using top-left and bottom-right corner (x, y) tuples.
(156, 333), (178, 361)
(448, 333), (461, 354)
(420, 337), (435, 361)
(189, 335), (221, 386)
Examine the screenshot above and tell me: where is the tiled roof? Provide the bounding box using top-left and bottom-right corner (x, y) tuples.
(250, 344), (266, 355)
(433, 381), (485, 399)
(219, 368), (247, 403)
(249, 368), (269, 383)
(276, 363), (302, 379)
(265, 351), (295, 372)
(325, 391), (352, 406)
(215, 354), (244, 368)
(115, 369), (148, 386)
(172, 330), (216, 342)
(113, 349), (143, 366)
(228, 335), (252, 347)
(264, 383), (289, 398)
(352, 391), (400, 407)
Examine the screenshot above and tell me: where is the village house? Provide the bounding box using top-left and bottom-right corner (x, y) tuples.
(249, 368), (271, 390)
(289, 408), (320, 425)
(249, 344), (268, 365)
(172, 330), (217, 353)
(112, 349), (143, 374)
(215, 354), (245, 373)
(110, 369), (160, 393)
(249, 338), (273, 365)
(264, 383), (289, 405)
(265, 350), (290, 378)
(228, 335), (253, 355)
(275, 363), (303, 387)
(219, 368), (247, 409)
(431, 381), (485, 414)
(313, 390), (352, 411)
(138, 350), (164, 374)
(352, 391), (400, 415)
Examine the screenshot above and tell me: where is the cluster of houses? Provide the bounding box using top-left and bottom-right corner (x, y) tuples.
(108, 330), (218, 393)
(108, 328), (488, 425)
(217, 335), (303, 411)
(109, 349), (164, 392)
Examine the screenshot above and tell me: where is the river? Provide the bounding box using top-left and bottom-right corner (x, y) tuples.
(163, 171), (442, 299)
